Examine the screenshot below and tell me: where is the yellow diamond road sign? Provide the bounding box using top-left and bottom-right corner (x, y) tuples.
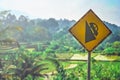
(69, 9), (112, 52)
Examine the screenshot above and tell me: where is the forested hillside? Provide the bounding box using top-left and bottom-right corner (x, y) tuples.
(0, 11), (120, 42)
(0, 11), (120, 53)
(0, 11), (75, 42)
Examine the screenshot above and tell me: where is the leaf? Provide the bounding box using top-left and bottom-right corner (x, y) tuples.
(7, 65), (16, 70)
(32, 64), (47, 73)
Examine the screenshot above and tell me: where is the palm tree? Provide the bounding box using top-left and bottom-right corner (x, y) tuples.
(13, 47), (48, 80)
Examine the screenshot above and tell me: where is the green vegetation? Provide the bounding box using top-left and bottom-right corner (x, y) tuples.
(0, 10), (120, 55)
(103, 41), (120, 55)
(0, 10), (120, 80)
(1, 46), (120, 80)
(66, 61), (120, 80)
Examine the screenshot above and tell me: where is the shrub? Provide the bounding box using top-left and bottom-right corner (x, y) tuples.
(103, 47), (115, 55)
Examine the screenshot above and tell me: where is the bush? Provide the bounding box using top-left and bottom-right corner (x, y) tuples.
(103, 47), (115, 55)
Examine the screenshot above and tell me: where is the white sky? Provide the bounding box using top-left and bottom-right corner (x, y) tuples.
(0, 0), (120, 26)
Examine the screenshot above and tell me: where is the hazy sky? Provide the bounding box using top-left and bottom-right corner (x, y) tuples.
(0, 0), (120, 26)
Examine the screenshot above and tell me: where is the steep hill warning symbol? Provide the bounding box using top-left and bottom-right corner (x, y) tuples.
(85, 21), (98, 43)
(69, 9), (112, 52)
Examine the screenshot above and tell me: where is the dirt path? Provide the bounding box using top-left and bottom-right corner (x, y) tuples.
(70, 54), (119, 61)
(70, 54), (87, 60)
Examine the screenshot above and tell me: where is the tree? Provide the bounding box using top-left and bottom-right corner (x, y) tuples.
(112, 41), (120, 48)
(112, 41), (120, 55)
(103, 41), (120, 55)
(103, 47), (115, 55)
(47, 18), (59, 31)
(0, 10), (10, 20)
(12, 47), (48, 80)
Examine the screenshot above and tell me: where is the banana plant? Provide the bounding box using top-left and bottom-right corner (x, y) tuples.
(10, 47), (49, 80)
(0, 58), (16, 80)
(0, 45), (49, 80)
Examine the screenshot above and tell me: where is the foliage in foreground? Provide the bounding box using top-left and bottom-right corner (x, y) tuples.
(0, 47), (49, 80)
(65, 61), (120, 80)
(0, 46), (120, 80)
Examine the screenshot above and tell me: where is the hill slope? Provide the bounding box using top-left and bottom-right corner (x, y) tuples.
(0, 13), (120, 43)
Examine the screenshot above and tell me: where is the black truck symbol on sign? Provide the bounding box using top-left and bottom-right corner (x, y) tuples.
(85, 21), (98, 43)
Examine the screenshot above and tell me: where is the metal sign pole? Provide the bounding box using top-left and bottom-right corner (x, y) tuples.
(87, 51), (91, 80)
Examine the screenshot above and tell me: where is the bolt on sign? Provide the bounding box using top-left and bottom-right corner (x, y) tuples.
(69, 9), (112, 52)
